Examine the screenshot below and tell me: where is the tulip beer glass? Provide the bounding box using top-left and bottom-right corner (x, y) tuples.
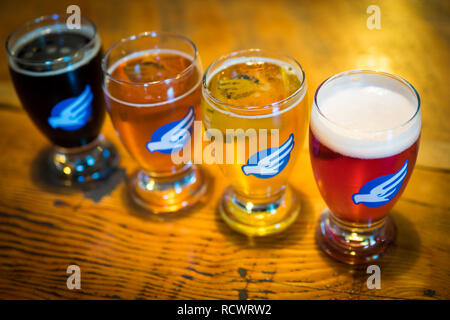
(6, 14), (118, 183)
(102, 32), (207, 213)
(202, 49), (308, 236)
(310, 70), (421, 264)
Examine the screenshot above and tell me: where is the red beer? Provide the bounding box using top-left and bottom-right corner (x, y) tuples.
(310, 70), (421, 264)
(310, 131), (419, 224)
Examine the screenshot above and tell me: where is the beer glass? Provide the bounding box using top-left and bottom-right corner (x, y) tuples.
(6, 14), (118, 184)
(202, 49), (308, 236)
(310, 70), (421, 264)
(102, 32), (207, 213)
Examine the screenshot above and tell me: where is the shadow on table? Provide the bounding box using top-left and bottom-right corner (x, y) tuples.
(374, 210), (421, 279)
(30, 146), (70, 190)
(214, 185), (315, 250)
(30, 146), (127, 202)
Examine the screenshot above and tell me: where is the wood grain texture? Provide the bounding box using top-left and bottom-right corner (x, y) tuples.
(0, 0), (449, 300)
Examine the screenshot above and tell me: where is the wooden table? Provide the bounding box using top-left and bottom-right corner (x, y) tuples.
(0, 0), (448, 300)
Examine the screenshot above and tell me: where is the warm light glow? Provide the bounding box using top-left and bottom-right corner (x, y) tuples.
(349, 232), (364, 242)
(356, 47), (391, 71)
(146, 180), (155, 191)
(55, 154), (66, 163)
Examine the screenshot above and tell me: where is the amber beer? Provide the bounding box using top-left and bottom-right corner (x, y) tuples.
(310, 70), (421, 264)
(103, 32), (206, 213)
(202, 49), (308, 236)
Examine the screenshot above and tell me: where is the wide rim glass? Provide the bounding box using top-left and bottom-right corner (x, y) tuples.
(5, 13), (98, 67)
(313, 69), (421, 134)
(101, 31), (199, 87)
(202, 48), (307, 112)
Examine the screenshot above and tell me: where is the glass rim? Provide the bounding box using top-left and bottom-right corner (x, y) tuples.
(5, 13), (98, 67)
(313, 69), (421, 134)
(101, 31), (199, 87)
(202, 48), (307, 112)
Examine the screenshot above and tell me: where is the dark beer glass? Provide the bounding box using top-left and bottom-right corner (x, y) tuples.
(6, 14), (118, 183)
(310, 70), (421, 264)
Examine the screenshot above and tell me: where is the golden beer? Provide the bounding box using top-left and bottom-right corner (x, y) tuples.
(202, 49), (308, 236)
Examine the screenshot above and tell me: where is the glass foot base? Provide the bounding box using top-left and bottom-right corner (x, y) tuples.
(51, 135), (119, 185)
(128, 165), (208, 214)
(219, 186), (300, 237)
(316, 209), (396, 264)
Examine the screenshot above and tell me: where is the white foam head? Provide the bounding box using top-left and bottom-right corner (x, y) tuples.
(310, 71), (421, 159)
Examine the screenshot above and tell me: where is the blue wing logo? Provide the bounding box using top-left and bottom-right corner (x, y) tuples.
(352, 160), (409, 208)
(242, 134), (295, 179)
(48, 85), (93, 131)
(146, 107), (195, 154)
